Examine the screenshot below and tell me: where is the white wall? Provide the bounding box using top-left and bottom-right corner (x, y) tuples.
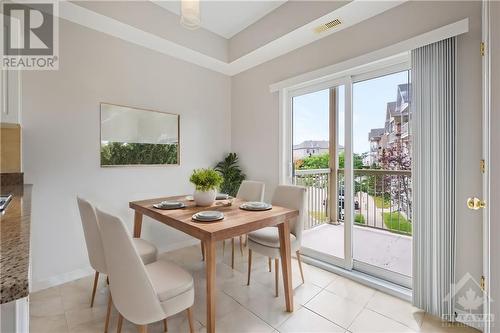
(22, 19), (231, 289)
(231, 0), (483, 291)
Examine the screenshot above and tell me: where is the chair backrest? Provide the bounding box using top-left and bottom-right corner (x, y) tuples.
(236, 180), (265, 202)
(77, 197), (107, 273)
(95, 208), (164, 325)
(271, 185), (307, 244)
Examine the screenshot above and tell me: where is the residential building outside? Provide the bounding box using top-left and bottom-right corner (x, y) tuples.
(368, 83), (412, 168)
(292, 140), (329, 160)
(364, 128), (385, 167)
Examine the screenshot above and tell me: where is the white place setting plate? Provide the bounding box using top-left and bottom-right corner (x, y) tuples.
(153, 201), (186, 210)
(192, 210), (224, 222)
(239, 201), (272, 211)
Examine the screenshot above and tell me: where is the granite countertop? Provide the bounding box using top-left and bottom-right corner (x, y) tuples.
(0, 185), (32, 304)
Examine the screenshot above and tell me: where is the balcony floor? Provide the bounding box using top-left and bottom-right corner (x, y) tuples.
(302, 223), (412, 277)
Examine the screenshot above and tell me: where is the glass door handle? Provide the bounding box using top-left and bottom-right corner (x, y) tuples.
(466, 197), (486, 210)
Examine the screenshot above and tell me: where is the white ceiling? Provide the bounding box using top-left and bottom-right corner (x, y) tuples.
(61, 1), (408, 75)
(153, 0), (287, 39)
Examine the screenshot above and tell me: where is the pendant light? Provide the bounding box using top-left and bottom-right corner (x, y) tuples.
(181, 0), (201, 30)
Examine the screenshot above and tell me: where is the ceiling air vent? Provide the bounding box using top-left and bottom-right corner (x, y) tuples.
(314, 19), (342, 34)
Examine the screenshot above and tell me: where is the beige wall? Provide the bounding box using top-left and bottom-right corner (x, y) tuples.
(22, 19), (231, 288)
(490, 2), (500, 331)
(231, 0), (483, 290)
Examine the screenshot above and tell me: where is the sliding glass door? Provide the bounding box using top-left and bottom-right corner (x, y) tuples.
(291, 81), (350, 269)
(288, 63), (412, 288)
(351, 70), (412, 287)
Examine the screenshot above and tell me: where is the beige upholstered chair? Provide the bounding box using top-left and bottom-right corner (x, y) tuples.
(201, 180), (265, 268)
(236, 180), (266, 203)
(96, 208), (195, 333)
(77, 197), (158, 306)
(77, 197), (158, 333)
(246, 185), (307, 296)
(232, 181), (265, 267)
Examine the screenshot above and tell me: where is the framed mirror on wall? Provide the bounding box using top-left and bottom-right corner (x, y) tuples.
(100, 103), (180, 166)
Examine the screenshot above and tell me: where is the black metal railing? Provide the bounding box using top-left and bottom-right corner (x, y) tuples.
(294, 168), (412, 236)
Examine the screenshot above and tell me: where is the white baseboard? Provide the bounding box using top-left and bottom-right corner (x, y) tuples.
(30, 239), (200, 293)
(31, 267), (94, 293)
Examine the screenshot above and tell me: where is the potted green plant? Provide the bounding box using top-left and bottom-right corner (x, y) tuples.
(189, 168), (223, 206)
(214, 153), (246, 197)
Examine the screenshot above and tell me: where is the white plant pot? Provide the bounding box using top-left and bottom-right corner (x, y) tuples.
(193, 189), (216, 207)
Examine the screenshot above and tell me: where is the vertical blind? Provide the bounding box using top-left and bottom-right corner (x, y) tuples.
(411, 37), (456, 317)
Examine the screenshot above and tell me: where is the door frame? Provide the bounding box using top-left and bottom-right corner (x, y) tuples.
(280, 57), (412, 280)
(286, 76), (353, 270)
(350, 65), (412, 289)
(481, 0), (491, 331)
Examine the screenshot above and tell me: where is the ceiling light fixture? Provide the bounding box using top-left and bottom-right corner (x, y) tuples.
(181, 0), (201, 30)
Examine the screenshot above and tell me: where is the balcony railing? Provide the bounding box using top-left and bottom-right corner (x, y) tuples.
(388, 131), (400, 143)
(401, 122), (409, 138)
(294, 168), (412, 236)
(293, 168), (330, 229)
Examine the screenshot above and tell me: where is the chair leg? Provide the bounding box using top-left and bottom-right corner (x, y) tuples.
(231, 238), (235, 269)
(239, 235), (244, 255)
(223, 239), (226, 255)
(117, 313), (123, 333)
(137, 324), (147, 333)
(201, 241), (205, 261)
(296, 250), (305, 284)
(90, 271), (99, 307)
(163, 318), (168, 332)
(247, 249), (252, 286)
(268, 258), (272, 272)
(187, 307), (194, 333)
(275, 258), (280, 297)
(104, 292), (112, 333)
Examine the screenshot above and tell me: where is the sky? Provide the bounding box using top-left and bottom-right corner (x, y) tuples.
(293, 70), (409, 154)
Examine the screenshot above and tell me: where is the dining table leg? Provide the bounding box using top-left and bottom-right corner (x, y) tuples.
(133, 211), (143, 238)
(278, 220), (294, 312)
(205, 238), (216, 333)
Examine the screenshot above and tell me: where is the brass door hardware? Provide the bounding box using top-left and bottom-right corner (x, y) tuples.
(467, 197), (486, 210)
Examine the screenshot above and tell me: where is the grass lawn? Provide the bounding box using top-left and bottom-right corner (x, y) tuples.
(309, 211), (328, 222)
(374, 195), (391, 209)
(383, 212), (412, 235)
(354, 213), (365, 224)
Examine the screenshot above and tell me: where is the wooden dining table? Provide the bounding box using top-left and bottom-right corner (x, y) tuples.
(129, 196), (299, 333)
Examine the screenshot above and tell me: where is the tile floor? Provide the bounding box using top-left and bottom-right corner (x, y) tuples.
(30, 242), (478, 333)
